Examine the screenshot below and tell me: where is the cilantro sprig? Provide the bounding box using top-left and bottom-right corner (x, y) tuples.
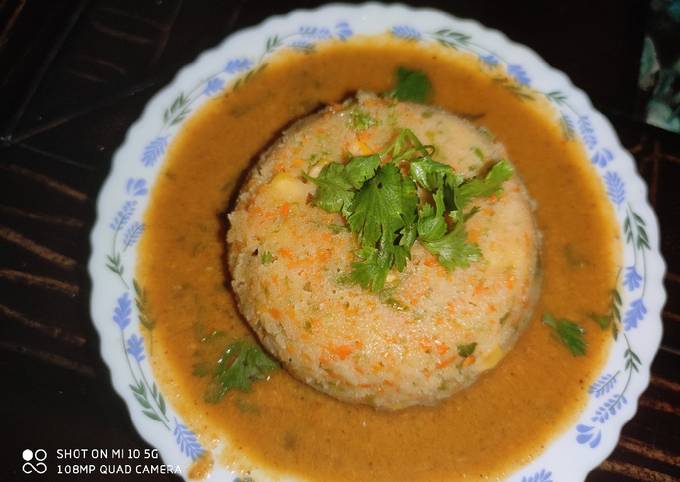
(421, 221), (481, 270)
(349, 107), (377, 130)
(201, 340), (279, 403)
(542, 313), (587, 356)
(455, 160), (514, 209)
(388, 67), (432, 103)
(307, 125), (513, 292)
(305, 154), (380, 217)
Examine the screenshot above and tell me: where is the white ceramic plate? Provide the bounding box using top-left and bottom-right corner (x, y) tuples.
(88, 4), (665, 481)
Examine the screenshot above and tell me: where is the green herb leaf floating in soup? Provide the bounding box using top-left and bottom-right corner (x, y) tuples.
(203, 340), (279, 403)
(542, 313), (587, 356)
(388, 67), (432, 103)
(589, 312), (612, 330)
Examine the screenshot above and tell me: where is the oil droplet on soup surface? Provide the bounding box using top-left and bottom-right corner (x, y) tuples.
(139, 37), (619, 482)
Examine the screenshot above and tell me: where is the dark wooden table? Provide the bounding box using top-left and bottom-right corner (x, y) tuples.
(1, 1), (678, 481)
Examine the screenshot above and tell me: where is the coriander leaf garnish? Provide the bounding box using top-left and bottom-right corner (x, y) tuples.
(389, 67), (432, 103)
(344, 154), (381, 189)
(417, 188), (447, 242)
(204, 340), (279, 403)
(260, 251), (277, 265)
(542, 313), (587, 357)
(307, 152), (322, 167)
(455, 159), (514, 209)
(421, 220), (481, 270)
(471, 146), (485, 162)
(388, 128), (434, 164)
(306, 154), (380, 216)
(409, 157), (462, 193)
(349, 107), (377, 130)
(589, 313), (611, 330)
(328, 223), (349, 233)
(394, 222), (418, 272)
(449, 206), (480, 225)
(306, 121), (512, 292)
(457, 342), (478, 358)
(378, 282), (409, 311)
(350, 245), (394, 292)
(408, 156), (463, 213)
(347, 163), (417, 248)
(306, 163), (355, 216)
(346, 163), (418, 289)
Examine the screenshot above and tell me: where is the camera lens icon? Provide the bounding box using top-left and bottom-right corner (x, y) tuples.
(22, 449), (47, 474)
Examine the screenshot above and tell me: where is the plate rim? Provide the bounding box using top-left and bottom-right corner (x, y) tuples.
(88, 3), (666, 481)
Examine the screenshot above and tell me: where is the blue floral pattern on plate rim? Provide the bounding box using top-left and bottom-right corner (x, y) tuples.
(88, 4), (665, 481)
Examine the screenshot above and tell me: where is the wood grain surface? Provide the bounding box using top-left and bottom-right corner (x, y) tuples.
(0, 1), (677, 481)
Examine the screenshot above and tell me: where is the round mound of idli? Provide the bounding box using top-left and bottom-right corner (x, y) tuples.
(227, 92), (540, 410)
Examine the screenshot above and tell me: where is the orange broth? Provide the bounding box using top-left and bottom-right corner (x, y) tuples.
(138, 37), (620, 481)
